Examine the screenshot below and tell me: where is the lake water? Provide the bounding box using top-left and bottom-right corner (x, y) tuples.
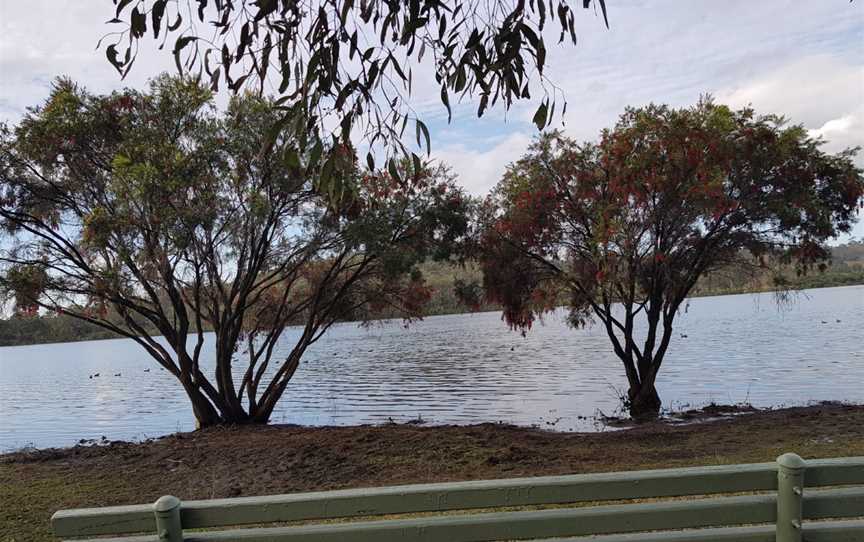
(1, 285), (862, 451)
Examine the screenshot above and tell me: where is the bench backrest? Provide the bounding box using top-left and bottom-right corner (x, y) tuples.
(51, 453), (864, 541)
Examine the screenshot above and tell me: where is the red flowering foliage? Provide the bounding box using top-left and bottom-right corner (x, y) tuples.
(476, 99), (864, 416)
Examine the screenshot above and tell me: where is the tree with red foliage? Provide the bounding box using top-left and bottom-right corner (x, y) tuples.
(474, 100), (863, 418)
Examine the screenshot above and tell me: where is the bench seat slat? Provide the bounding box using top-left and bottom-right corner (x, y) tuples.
(551, 519), (864, 542)
(52, 505), (154, 538)
(805, 455), (864, 486)
(804, 486), (864, 519)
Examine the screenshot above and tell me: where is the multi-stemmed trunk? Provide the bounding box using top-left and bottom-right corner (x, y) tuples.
(621, 347), (669, 420)
(181, 377), (291, 428)
(179, 350), (307, 429)
(603, 299), (677, 421)
(164, 326), (312, 429)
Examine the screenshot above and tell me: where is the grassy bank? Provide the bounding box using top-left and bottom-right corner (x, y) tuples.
(2, 402), (862, 541)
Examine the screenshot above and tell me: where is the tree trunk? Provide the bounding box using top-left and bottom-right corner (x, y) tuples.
(251, 386), (284, 424)
(189, 396), (261, 427)
(185, 386), (223, 428)
(628, 382), (661, 420)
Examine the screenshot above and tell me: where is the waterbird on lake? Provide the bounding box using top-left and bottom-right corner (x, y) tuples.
(143, 368), (150, 372)
(114, 373), (121, 377)
(680, 333), (688, 338)
(821, 320), (828, 324)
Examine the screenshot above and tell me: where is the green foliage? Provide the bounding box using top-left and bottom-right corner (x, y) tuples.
(0, 75), (472, 425)
(102, 0), (608, 161)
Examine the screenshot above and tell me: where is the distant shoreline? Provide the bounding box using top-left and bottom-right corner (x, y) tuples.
(2, 280), (862, 348)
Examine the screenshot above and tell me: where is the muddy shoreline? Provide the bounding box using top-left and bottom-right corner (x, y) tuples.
(2, 402), (862, 541)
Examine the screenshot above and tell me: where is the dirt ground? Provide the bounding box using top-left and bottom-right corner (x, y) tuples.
(2, 402), (862, 541)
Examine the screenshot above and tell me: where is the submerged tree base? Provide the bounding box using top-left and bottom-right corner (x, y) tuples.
(627, 384), (663, 420)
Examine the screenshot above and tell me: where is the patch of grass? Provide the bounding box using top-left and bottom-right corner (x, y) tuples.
(0, 466), (138, 542)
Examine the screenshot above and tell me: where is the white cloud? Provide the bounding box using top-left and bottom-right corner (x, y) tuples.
(433, 132), (533, 196)
(713, 55), (864, 241)
(716, 56), (863, 119)
(0, 1), (176, 121)
(810, 107), (864, 156)
(716, 55), (864, 157)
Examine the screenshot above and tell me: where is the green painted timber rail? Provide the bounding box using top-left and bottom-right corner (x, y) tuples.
(50, 453), (864, 541)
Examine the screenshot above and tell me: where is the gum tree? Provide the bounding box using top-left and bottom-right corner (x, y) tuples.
(473, 101), (863, 418)
(0, 75), (470, 426)
(102, 0), (609, 175)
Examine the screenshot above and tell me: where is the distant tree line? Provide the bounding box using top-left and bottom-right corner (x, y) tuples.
(3, 245), (862, 348)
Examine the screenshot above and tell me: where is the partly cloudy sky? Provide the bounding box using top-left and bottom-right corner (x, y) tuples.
(1, 1), (862, 239)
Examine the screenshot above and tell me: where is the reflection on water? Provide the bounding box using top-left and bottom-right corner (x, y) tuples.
(1, 285), (862, 450)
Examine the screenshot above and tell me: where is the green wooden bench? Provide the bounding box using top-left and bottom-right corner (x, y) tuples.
(51, 453), (864, 542)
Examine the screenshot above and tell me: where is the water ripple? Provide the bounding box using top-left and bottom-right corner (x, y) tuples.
(0, 285), (862, 450)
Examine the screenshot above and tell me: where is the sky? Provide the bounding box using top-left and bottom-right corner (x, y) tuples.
(1, 0), (863, 240)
